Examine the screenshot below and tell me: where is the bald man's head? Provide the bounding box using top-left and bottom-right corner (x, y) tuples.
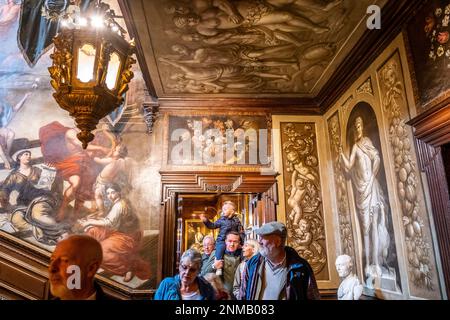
(61, 235), (103, 264)
(49, 235), (103, 300)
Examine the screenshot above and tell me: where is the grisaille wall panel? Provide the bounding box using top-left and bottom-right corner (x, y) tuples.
(324, 34), (444, 299)
(273, 115), (339, 289)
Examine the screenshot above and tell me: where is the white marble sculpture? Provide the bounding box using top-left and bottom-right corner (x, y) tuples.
(335, 254), (363, 300)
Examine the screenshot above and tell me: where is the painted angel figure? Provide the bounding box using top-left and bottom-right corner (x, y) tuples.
(0, 91), (32, 169)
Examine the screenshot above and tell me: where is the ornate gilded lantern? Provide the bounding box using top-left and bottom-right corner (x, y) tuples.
(48, 1), (135, 148)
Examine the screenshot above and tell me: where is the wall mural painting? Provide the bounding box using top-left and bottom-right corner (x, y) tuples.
(0, 0), (157, 290)
(154, 0), (368, 94)
(326, 111), (355, 260)
(406, 0), (450, 108)
(378, 52), (440, 295)
(184, 218), (214, 252)
(167, 114), (270, 167)
(280, 122), (328, 280)
(339, 103), (401, 292)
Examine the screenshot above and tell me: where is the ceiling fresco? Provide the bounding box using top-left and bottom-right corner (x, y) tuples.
(126, 0), (386, 98)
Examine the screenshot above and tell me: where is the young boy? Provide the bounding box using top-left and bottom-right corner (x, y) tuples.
(200, 200), (245, 276)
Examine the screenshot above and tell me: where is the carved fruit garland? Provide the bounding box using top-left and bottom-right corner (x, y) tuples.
(380, 61), (433, 290)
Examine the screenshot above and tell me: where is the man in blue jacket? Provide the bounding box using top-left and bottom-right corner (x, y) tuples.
(240, 221), (320, 300)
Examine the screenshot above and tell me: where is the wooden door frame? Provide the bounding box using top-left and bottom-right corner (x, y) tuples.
(158, 171), (278, 282)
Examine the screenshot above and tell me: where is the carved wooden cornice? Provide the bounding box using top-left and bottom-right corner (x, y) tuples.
(160, 171), (279, 203)
(407, 97), (450, 147)
(156, 98), (321, 114)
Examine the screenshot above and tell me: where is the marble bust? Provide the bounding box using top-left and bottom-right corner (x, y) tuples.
(336, 254), (363, 300)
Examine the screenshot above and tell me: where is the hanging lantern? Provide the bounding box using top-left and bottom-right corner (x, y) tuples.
(48, 1), (135, 148)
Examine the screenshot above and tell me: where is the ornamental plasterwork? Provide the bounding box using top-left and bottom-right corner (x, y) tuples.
(281, 122), (327, 276)
(378, 54), (435, 290)
(356, 77), (374, 95)
(341, 94), (354, 116)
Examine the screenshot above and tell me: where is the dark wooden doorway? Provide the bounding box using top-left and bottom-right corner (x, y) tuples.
(176, 193), (260, 269)
(158, 171), (278, 283)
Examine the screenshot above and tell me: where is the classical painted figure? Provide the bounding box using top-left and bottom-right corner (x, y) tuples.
(78, 183), (151, 282)
(0, 0), (20, 38)
(171, 0), (329, 44)
(195, 226), (205, 245)
(335, 254), (363, 300)
(39, 121), (113, 221)
(339, 116), (390, 279)
(159, 56), (290, 93)
(0, 150), (68, 245)
(92, 144), (131, 216)
(0, 91), (32, 169)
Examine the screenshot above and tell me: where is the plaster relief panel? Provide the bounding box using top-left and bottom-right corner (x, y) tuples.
(280, 122), (328, 280)
(356, 77), (374, 96)
(377, 52), (442, 298)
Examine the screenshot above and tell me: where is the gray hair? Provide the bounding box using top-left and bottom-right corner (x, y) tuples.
(203, 235), (215, 245)
(180, 249), (202, 270)
(245, 239), (260, 256)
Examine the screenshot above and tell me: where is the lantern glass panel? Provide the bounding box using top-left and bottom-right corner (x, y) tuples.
(77, 43), (96, 83)
(105, 52), (121, 90)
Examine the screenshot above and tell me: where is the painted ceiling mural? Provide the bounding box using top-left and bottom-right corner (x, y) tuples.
(139, 0), (386, 97)
(0, 0), (158, 291)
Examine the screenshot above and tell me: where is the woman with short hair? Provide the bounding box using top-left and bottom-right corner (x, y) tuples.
(154, 249), (216, 300)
